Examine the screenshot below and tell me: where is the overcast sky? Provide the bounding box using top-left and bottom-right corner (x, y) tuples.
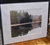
(17, 9), (42, 15)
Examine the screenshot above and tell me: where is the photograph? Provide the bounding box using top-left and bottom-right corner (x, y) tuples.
(0, 2), (48, 45)
(10, 10), (42, 37)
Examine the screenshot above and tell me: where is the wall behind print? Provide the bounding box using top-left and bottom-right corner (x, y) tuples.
(0, 6), (1, 27)
(0, 0), (49, 4)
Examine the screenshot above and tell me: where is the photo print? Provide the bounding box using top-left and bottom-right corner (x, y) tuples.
(10, 9), (42, 37)
(0, 2), (48, 45)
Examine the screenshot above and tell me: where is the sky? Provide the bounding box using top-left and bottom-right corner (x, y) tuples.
(17, 8), (42, 15)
